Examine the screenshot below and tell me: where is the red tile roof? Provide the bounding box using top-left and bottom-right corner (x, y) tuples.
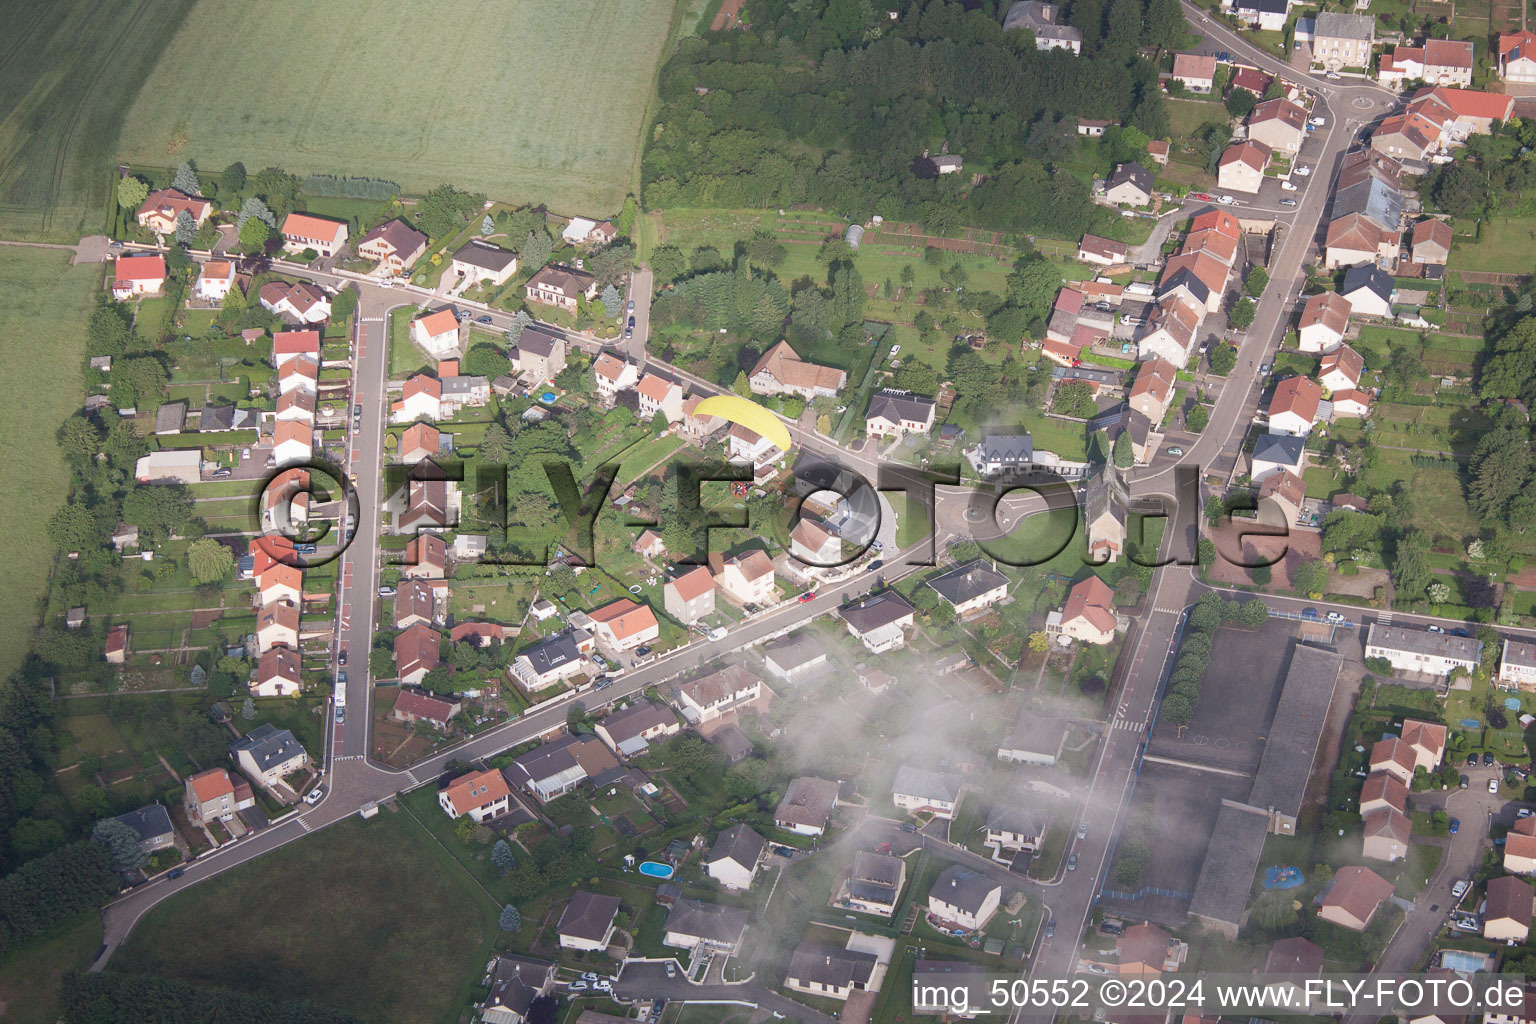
(668, 565), (715, 602)
(1062, 576), (1117, 634)
(281, 212), (348, 245)
(589, 598), (659, 641)
(1269, 376), (1323, 424)
(114, 253), (165, 281)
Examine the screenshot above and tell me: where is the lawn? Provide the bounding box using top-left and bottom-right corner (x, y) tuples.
(0, 248), (95, 678)
(113, 809), (498, 1024)
(1449, 213), (1536, 274)
(0, 911), (103, 1024)
(1165, 97), (1230, 139)
(116, 0), (698, 215)
(0, 0), (197, 241)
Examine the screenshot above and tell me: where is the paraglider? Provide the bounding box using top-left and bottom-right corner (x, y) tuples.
(690, 394), (793, 453)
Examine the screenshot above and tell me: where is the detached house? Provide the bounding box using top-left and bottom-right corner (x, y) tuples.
(1507, 816), (1536, 874)
(1319, 345), (1364, 393)
(750, 341), (847, 399)
(259, 281), (331, 323)
(1267, 376), (1323, 436)
(438, 768), (512, 823)
(112, 253), (165, 299)
(636, 373), (685, 424)
(1500, 31), (1536, 83)
(392, 374), (442, 424)
(410, 310), (463, 361)
(594, 700), (679, 758)
(838, 591), (915, 653)
(1486, 875), (1535, 943)
(663, 900), (750, 956)
(196, 260), (237, 302)
(717, 549), (777, 606)
(252, 646), (302, 697)
(1248, 98), (1307, 154)
(677, 664), (761, 724)
(925, 559), (1009, 616)
(1501, 639), (1536, 690)
(1218, 140), (1272, 194)
(775, 776), (841, 836)
(229, 723), (307, 789)
(1298, 292), (1351, 353)
(510, 326), (567, 386)
(790, 518), (841, 565)
(1320, 865), (1394, 931)
(1362, 807), (1413, 862)
(1054, 575), (1118, 645)
(510, 630), (591, 691)
(588, 598), (659, 653)
(356, 219), (428, 273)
(704, 824), (768, 890)
(525, 266), (598, 314)
(866, 389), (937, 438)
(985, 802), (1046, 861)
(1078, 234), (1129, 266)
(557, 891), (621, 952)
(1411, 219), (1453, 265)
(592, 353), (639, 402)
(1104, 163), (1154, 207)
(450, 239), (518, 286)
(784, 944), (880, 1002)
(136, 188), (213, 236)
(280, 213), (349, 258)
(1002, 0), (1084, 52)
(184, 768), (254, 826)
(928, 867), (1001, 932)
(1172, 53), (1217, 93)
(841, 850), (906, 916)
(504, 733), (617, 804)
(482, 956), (556, 1024)
(665, 566), (716, 624)
(892, 767), (958, 820)
(392, 688), (461, 731)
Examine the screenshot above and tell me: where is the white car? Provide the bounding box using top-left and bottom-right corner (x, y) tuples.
(707, 627), (728, 642)
(569, 981), (589, 992)
(1309, 116), (1327, 126)
(581, 973), (600, 982)
(1490, 778), (1500, 794)
(1519, 809), (1534, 819)
(1280, 180), (1298, 192)
(1217, 195), (1236, 205)
(304, 787), (324, 805)
(1452, 880), (1470, 898)
(1294, 166), (1311, 177)
(889, 344), (901, 356)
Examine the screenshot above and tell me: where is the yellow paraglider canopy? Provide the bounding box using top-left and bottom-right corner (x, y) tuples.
(691, 395), (793, 453)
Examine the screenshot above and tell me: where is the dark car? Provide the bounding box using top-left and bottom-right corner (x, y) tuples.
(1486, 752), (1497, 767)
(1045, 920), (1056, 939)
(338, 648), (347, 666)
(1067, 853), (1078, 871)
(1460, 774), (1469, 789)
(636, 645), (652, 657)
(476, 315), (493, 324)
(1469, 753), (1480, 767)
(897, 822), (918, 833)
(773, 846), (795, 858)
(1449, 818), (1460, 835)
(167, 867), (185, 880)
(1301, 608), (1319, 620)
(627, 315), (636, 328)
(592, 676), (614, 690)
(868, 559), (884, 571)
(1450, 628), (1471, 637)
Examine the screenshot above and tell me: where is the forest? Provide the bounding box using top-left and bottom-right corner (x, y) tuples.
(642, 0), (1184, 238)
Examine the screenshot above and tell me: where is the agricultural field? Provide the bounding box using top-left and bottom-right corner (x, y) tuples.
(116, 0), (703, 216)
(0, 0), (196, 241)
(0, 248), (95, 678)
(113, 809), (498, 1024)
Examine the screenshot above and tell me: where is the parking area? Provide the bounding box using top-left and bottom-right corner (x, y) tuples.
(1148, 619), (1299, 774)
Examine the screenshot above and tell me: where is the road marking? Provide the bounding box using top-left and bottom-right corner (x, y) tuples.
(1112, 719), (1145, 733)
(1154, 606), (1184, 615)
(296, 815), (314, 833)
(404, 768), (421, 786)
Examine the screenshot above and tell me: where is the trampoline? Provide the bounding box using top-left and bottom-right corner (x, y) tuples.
(1262, 866), (1305, 890)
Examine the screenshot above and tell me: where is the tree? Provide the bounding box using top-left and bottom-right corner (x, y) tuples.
(1468, 429), (1531, 521)
(236, 196), (275, 228)
(241, 697), (256, 720)
(499, 904), (522, 931)
(174, 210), (197, 246)
(725, 758), (772, 798)
(522, 229), (553, 273)
(370, 649), (396, 680)
(504, 309), (534, 346)
(1029, 631), (1051, 652)
(238, 216), (270, 253)
(415, 184), (484, 239)
(1250, 563), (1272, 586)
(1144, 0), (1186, 48)
(122, 484), (192, 537)
(330, 286), (357, 323)
(116, 176), (148, 212)
(650, 244), (686, 285)
(172, 161), (200, 196)
(91, 818), (147, 874)
(1160, 694), (1194, 725)
(47, 504), (100, 553)
(57, 417), (103, 464)
(1251, 887), (1298, 929)
(1208, 344), (1237, 375)
(731, 370), (753, 398)
(491, 839), (516, 873)
(1112, 432), (1133, 468)
(1245, 267), (1269, 297)
(166, 243), (191, 276)
(745, 230), (787, 268)
(1238, 598), (1269, 627)
(188, 538), (233, 584)
(1186, 404), (1209, 432)
(1292, 560), (1328, 599)
(1427, 581), (1451, 603)
(222, 161), (246, 193)
(601, 283), (621, 317)
(1430, 161), (1490, 217)
(1225, 89), (1256, 119)
(87, 305), (133, 357)
(1229, 298), (1256, 331)
(1204, 495), (1226, 527)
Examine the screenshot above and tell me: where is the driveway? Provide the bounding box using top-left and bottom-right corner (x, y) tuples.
(626, 266), (654, 362)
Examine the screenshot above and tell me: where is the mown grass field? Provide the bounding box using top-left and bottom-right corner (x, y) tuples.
(1450, 213), (1536, 274)
(113, 810), (498, 1024)
(0, 248), (94, 677)
(0, 0), (196, 241)
(116, 0), (695, 216)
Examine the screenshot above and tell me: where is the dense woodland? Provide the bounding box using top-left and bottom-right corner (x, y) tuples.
(643, 0), (1184, 237)
(61, 972), (365, 1024)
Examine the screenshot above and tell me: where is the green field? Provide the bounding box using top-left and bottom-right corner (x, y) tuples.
(113, 810), (497, 1024)
(0, 0), (197, 240)
(0, 911), (102, 1024)
(1450, 213), (1536, 274)
(116, 0), (697, 216)
(0, 248), (94, 677)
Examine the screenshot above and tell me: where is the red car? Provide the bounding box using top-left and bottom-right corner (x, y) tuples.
(1192, 192), (1212, 201)
(798, 591), (816, 603)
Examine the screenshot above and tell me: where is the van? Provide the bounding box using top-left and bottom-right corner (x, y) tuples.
(707, 627), (728, 642)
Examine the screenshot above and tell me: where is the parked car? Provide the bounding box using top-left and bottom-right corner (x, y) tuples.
(627, 299), (636, 312)
(1485, 752), (1496, 766)
(378, 586), (397, 597)
(211, 468), (232, 479)
(627, 315), (636, 328)
(1045, 919), (1056, 939)
(476, 315), (492, 324)
(592, 654), (609, 670)
(1166, 446), (1184, 456)
(707, 627), (728, 642)
(1460, 774), (1470, 789)
(1450, 627), (1471, 637)
(581, 973), (600, 982)
(1309, 116), (1327, 126)
(773, 845), (795, 858)
(167, 867), (185, 880)
(868, 559), (884, 571)
(1077, 823), (1087, 840)
(897, 822), (919, 833)
(1217, 195), (1236, 205)
(1301, 608), (1319, 620)
(1452, 879), (1470, 897)
(1067, 853), (1078, 871)
(1468, 753), (1480, 767)
(1490, 778), (1501, 794)
(665, 964), (677, 979)
(1280, 198), (1297, 207)
(1280, 180), (1298, 192)
(1294, 166), (1311, 176)
(304, 787), (324, 805)
(455, 310), (472, 322)
(336, 670), (347, 686)
(569, 981), (589, 992)
(1428, 624), (1446, 634)
(1449, 818), (1459, 834)
(798, 591), (816, 603)
(1519, 809), (1534, 819)
(338, 648), (347, 665)
(636, 645), (652, 657)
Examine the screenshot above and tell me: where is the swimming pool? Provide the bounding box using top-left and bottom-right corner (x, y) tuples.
(1441, 949), (1485, 973)
(539, 392), (557, 404)
(639, 861), (674, 879)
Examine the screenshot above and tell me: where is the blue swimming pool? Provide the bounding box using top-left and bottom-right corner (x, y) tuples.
(639, 861), (674, 879)
(1441, 949), (1485, 974)
(539, 392), (557, 404)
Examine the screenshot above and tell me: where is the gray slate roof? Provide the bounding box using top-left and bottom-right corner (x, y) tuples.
(558, 890), (621, 943)
(1316, 10), (1375, 39)
(485, 956), (553, 1019)
(892, 766), (957, 803)
(930, 865), (999, 915)
(786, 943), (878, 989)
(1367, 623), (1482, 661)
(599, 700), (675, 746)
(228, 722), (305, 774)
(1342, 265), (1396, 306)
(664, 899), (750, 945)
(866, 389), (936, 426)
(1106, 162), (1154, 197)
(113, 803), (175, 844)
(518, 630), (585, 676)
(926, 559), (1008, 608)
(976, 434), (1033, 467)
(706, 823), (767, 872)
(986, 801), (1044, 838)
(1333, 177), (1404, 233)
(1253, 432), (1305, 467)
(838, 592), (915, 635)
(452, 238), (518, 272)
